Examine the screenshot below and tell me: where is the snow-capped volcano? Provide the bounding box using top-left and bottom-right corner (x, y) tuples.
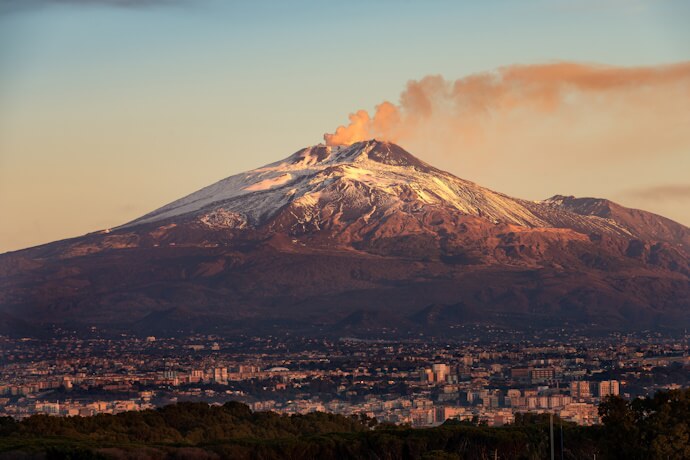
(125, 140), (661, 242)
(127, 140), (544, 228)
(1, 140), (689, 336)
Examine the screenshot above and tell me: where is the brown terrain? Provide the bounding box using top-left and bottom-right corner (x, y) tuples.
(0, 141), (688, 336)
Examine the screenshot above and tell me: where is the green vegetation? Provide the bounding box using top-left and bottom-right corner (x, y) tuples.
(598, 387), (690, 459)
(0, 389), (688, 459)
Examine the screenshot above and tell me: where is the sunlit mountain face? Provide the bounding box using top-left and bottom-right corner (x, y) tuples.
(1, 141), (688, 337)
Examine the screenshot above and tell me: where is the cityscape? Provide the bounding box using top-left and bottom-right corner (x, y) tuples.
(2, 329), (688, 428)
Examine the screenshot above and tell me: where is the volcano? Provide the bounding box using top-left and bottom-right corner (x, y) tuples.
(1, 140), (689, 336)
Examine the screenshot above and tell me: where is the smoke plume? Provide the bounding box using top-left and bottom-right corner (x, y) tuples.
(323, 62), (690, 166)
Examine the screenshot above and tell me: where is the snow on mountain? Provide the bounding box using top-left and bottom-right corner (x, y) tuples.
(125, 141), (543, 228)
(123, 140), (686, 246)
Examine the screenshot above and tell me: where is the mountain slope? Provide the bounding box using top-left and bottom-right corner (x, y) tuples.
(1, 140), (688, 336)
(543, 194), (690, 249)
(126, 141), (548, 229)
(125, 141), (646, 238)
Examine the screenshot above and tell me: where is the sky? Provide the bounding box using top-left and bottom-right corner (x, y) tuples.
(1, 0), (689, 253)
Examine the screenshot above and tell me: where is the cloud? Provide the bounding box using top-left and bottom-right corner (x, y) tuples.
(625, 184), (690, 202)
(323, 62), (690, 171)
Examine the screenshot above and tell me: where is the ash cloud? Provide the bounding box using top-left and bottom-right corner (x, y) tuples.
(323, 62), (690, 167)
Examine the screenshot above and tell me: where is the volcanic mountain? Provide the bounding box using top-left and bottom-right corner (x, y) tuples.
(1, 140), (689, 336)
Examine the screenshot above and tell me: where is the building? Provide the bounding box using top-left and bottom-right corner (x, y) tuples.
(432, 364), (449, 383)
(213, 367), (228, 385)
(598, 380), (620, 397)
(511, 367), (530, 382)
(421, 364), (450, 384)
(570, 381), (592, 399)
(529, 368), (555, 383)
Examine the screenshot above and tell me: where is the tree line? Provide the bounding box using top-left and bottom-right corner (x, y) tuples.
(0, 388), (687, 459)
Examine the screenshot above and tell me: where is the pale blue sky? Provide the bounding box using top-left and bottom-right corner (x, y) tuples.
(1, 0), (689, 252)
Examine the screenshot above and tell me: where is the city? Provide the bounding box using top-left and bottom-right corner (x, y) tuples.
(2, 328), (688, 427)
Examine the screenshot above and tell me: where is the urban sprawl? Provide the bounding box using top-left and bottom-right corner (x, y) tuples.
(1, 327), (688, 427)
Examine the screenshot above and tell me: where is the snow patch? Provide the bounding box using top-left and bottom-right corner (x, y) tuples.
(199, 209), (247, 229)
(244, 173), (293, 191)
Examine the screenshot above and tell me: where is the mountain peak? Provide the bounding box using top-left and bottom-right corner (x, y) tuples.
(286, 140), (437, 172)
(134, 136), (578, 233)
(544, 194), (690, 248)
(358, 140), (438, 171)
(544, 195), (612, 217)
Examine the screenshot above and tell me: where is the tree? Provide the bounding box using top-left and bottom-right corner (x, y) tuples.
(598, 395), (643, 459)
